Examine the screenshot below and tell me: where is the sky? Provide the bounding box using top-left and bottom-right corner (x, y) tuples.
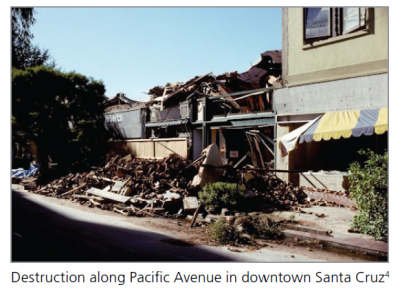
(29, 7), (282, 100)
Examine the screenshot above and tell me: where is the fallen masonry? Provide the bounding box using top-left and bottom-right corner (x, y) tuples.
(20, 146), (355, 226)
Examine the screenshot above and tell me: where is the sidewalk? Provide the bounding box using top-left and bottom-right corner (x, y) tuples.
(265, 205), (388, 258)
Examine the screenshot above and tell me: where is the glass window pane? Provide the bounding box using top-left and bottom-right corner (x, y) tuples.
(343, 7), (361, 34)
(305, 8), (331, 39)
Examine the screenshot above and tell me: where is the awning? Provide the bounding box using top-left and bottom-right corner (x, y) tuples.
(278, 108), (388, 157)
(277, 116), (321, 157)
(145, 119), (188, 128)
(299, 108), (388, 143)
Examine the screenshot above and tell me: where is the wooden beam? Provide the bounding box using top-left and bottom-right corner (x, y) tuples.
(253, 137), (265, 169)
(233, 152), (250, 169)
(258, 131), (275, 146)
(60, 183), (86, 196)
(207, 87), (273, 100)
(117, 176), (132, 194)
(86, 187), (131, 203)
(130, 205), (160, 218)
(246, 133), (260, 168)
(255, 134), (275, 157)
(190, 204), (203, 229)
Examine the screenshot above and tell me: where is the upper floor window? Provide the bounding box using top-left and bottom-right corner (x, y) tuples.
(342, 8), (366, 34)
(304, 8), (367, 43)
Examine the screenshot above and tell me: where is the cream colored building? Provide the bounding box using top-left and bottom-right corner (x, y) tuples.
(275, 7), (388, 191)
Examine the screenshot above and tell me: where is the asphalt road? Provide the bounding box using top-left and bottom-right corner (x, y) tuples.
(11, 188), (327, 262)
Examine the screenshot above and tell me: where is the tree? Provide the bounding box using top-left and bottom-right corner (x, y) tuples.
(12, 7), (53, 69)
(12, 66), (109, 178)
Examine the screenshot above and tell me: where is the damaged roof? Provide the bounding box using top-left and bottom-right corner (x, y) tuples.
(105, 92), (148, 113)
(144, 49), (282, 112)
(237, 50), (282, 85)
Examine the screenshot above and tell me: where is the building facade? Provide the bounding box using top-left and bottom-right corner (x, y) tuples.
(275, 7), (388, 191)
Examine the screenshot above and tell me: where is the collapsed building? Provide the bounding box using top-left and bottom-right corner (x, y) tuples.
(104, 92), (148, 139)
(105, 50), (282, 170)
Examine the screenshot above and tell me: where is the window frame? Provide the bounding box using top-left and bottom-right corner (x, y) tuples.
(303, 8), (333, 42)
(303, 7), (369, 45)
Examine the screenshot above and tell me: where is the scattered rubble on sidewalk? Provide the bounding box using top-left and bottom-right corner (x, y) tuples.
(20, 147), (355, 225)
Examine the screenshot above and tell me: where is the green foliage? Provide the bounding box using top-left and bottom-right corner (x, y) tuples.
(349, 149), (388, 241)
(235, 214), (279, 239)
(208, 214), (280, 244)
(12, 8), (53, 69)
(12, 8), (35, 49)
(12, 66), (108, 174)
(252, 215), (280, 238)
(208, 217), (240, 244)
(198, 182), (244, 213)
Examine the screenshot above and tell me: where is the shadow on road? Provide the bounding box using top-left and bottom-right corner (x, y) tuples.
(12, 189), (235, 262)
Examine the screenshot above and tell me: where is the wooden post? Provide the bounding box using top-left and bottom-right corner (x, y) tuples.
(253, 137), (265, 169)
(190, 204), (203, 228)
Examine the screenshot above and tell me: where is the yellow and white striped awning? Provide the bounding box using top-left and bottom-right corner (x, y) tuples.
(278, 108), (388, 157)
(299, 108), (388, 143)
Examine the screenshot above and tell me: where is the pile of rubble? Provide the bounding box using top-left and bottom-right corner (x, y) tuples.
(233, 169), (307, 212)
(299, 186), (355, 208)
(19, 148), (311, 220)
(22, 154), (200, 217)
(300, 186), (349, 197)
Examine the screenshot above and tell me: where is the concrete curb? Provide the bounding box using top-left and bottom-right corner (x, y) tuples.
(283, 229), (387, 258)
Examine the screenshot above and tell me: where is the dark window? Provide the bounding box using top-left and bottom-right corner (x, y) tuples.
(304, 7), (367, 43)
(304, 8), (331, 39)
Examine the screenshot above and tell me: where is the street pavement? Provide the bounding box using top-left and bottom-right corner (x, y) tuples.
(11, 188), (328, 262)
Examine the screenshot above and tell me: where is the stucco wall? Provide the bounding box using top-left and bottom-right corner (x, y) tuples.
(285, 8), (388, 86)
(275, 73), (388, 115)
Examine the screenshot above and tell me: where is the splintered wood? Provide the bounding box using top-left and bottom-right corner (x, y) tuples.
(24, 149), (349, 221)
(26, 153), (198, 218)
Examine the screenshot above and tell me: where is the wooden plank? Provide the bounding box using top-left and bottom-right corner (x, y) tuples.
(60, 183), (86, 196)
(246, 133), (260, 168)
(113, 208), (130, 216)
(130, 205), (160, 217)
(127, 141), (155, 158)
(111, 181), (125, 192)
(190, 204), (203, 229)
(253, 137), (265, 169)
(118, 153), (133, 164)
(86, 187), (131, 203)
(234, 152), (250, 169)
(154, 140), (188, 159)
(255, 134), (275, 157)
(90, 199), (102, 207)
(258, 131), (275, 146)
(185, 155), (206, 169)
(117, 176), (132, 194)
(91, 175), (116, 183)
(72, 194), (104, 201)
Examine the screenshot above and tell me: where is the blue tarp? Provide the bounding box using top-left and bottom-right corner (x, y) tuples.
(12, 164), (39, 178)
